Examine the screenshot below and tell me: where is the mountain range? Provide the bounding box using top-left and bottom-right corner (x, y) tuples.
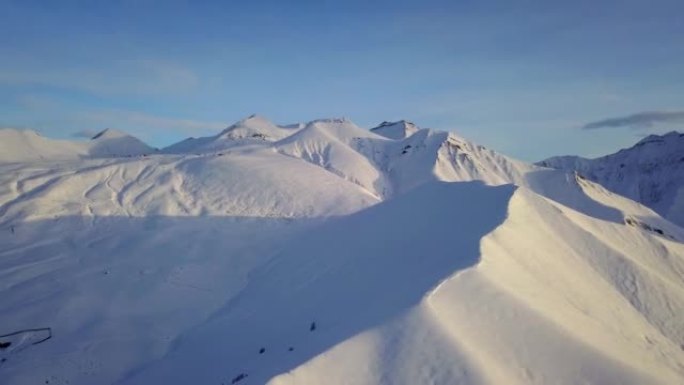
(1, 117), (683, 385)
(538, 131), (684, 226)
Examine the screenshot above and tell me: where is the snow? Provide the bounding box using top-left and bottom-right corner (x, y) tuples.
(1, 117), (684, 385)
(0, 128), (155, 163)
(0, 129), (87, 162)
(537, 131), (684, 226)
(87, 128), (156, 157)
(162, 115), (302, 154)
(370, 120), (420, 140)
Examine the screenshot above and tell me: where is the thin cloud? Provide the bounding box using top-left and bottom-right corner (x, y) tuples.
(0, 59), (199, 97)
(582, 111), (684, 130)
(75, 109), (227, 136)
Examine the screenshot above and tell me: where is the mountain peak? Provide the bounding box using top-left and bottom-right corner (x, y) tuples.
(212, 115), (297, 143)
(635, 131), (683, 146)
(91, 128), (130, 140)
(370, 120), (420, 140)
(308, 117), (351, 125)
(238, 113), (272, 125)
(221, 114), (276, 132)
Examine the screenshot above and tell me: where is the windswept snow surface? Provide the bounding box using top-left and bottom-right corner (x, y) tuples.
(538, 131), (684, 226)
(1, 117), (684, 385)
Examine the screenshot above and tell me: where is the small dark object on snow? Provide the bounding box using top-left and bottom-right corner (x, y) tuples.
(1, 358), (6, 362)
(10, 226), (14, 234)
(231, 373), (248, 384)
(0, 341), (11, 349)
(259, 347), (265, 354)
(288, 347), (294, 352)
(310, 322), (316, 331)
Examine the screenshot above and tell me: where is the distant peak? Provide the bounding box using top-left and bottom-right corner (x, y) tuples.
(309, 117), (350, 124)
(370, 120), (420, 139)
(242, 113), (270, 123)
(91, 128), (129, 140)
(301, 118), (361, 133)
(226, 114), (275, 129)
(245, 113), (265, 121)
(635, 131), (683, 146)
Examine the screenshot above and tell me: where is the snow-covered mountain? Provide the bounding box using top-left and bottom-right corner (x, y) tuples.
(538, 131), (684, 226)
(0, 127), (155, 163)
(1, 117), (684, 385)
(162, 114), (300, 154)
(88, 128), (156, 157)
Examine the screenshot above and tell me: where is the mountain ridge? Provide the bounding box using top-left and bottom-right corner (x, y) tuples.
(1, 118), (683, 385)
(537, 130), (684, 225)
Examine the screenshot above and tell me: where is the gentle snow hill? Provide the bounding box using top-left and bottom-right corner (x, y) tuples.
(1, 116), (684, 385)
(0, 150), (378, 223)
(0, 128), (86, 162)
(0, 127), (155, 163)
(537, 131), (684, 226)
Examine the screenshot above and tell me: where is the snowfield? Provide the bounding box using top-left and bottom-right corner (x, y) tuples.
(1, 117), (683, 385)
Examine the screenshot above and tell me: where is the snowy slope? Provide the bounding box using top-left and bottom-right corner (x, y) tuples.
(0, 128), (155, 163)
(275, 118), (534, 198)
(0, 151), (378, 223)
(538, 131), (684, 226)
(119, 181), (684, 385)
(1, 117), (684, 385)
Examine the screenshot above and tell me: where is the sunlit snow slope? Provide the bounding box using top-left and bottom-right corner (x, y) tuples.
(1, 117), (683, 385)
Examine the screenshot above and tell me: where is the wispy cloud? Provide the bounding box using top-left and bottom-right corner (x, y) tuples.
(582, 110), (684, 130)
(8, 93), (227, 142)
(0, 59), (199, 96)
(74, 109), (227, 136)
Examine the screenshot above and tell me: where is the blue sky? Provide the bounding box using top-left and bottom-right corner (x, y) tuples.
(1, 0), (682, 161)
